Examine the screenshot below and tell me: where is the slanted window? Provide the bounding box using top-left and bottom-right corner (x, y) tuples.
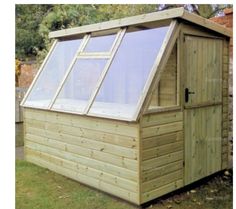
(22, 21), (174, 121)
(52, 59), (107, 113)
(24, 39), (82, 108)
(147, 43), (179, 110)
(89, 26), (169, 119)
(83, 33), (117, 52)
(51, 31), (120, 113)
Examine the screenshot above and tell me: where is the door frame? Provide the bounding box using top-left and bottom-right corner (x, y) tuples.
(180, 27), (224, 185)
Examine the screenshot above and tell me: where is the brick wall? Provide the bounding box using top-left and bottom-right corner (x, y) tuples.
(210, 8), (233, 56)
(19, 61), (39, 88)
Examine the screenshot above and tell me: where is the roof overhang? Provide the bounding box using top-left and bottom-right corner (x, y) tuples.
(49, 7), (232, 39)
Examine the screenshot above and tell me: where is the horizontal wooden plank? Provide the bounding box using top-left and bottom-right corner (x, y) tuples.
(223, 74), (229, 81)
(222, 130), (228, 137)
(141, 111), (183, 128)
(141, 122), (183, 138)
(25, 126), (137, 159)
(222, 152), (228, 161)
(223, 45), (229, 55)
(222, 149), (228, 169)
(222, 113), (228, 121)
(144, 107), (181, 115)
(142, 131), (183, 150)
(222, 100), (229, 107)
(223, 62), (229, 69)
(222, 105), (228, 113)
(141, 179), (183, 203)
(222, 161), (228, 169)
(142, 170), (182, 193)
(142, 141), (183, 161)
(25, 118), (138, 146)
(142, 160), (182, 182)
(222, 138), (228, 146)
(142, 151), (183, 171)
(222, 121), (228, 130)
(223, 55), (229, 64)
(25, 137), (138, 171)
(26, 124), (137, 149)
(26, 155), (138, 204)
(26, 148), (138, 193)
(222, 145), (228, 154)
(223, 67), (229, 73)
(24, 141), (137, 181)
(24, 108), (139, 138)
(222, 81), (229, 89)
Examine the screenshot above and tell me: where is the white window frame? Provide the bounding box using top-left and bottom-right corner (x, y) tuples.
(20, 40), (58, 107)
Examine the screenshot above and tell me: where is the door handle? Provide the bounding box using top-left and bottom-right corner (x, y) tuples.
(185, 88), (195, 103)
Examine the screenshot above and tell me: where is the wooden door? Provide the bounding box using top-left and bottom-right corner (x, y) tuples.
(184, 35), (222, 185)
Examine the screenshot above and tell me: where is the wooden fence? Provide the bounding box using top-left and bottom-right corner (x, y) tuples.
(15, 87), (27, 123)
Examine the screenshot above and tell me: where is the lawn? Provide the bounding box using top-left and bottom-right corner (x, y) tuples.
(16, 160), (232, 209)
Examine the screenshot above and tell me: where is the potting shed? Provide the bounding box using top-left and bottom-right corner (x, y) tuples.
(21, 7), (231, 205)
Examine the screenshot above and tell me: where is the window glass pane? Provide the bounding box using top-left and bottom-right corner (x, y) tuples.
(89, 26), (169, 119)
(84, 34), (116, 52)
(52, 59), (107, 113)
(24, 39), (82, 108)
(148, 44), (178, 110)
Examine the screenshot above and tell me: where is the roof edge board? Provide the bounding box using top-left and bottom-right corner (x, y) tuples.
(49, 7), (232, 39)
(49, 7), (185, 39)
(181, 10), (232, 37)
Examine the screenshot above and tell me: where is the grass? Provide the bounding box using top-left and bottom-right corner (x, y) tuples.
(16, 160), (232, 209)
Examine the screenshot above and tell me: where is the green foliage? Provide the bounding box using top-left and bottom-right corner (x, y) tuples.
(192, 4), (232, 18)
(15, 5), (53, 60)
(37, 4), (157, 62)
(96, 4), (157, 20)
(37, 5), (99, 61)
(16, 4), (232, 61)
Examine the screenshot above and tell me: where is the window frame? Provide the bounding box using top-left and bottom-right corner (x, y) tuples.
(22, 20), (179, 122)
(144, 40), (181, 114)
(48, 34), (90, 109)
(143, 21), (181, 115)
(86, 25), (172, 121)
(134, 20), (180, 119)
(20, 40), (58, 108)
(79, 28), (121, 58)
(50, 28), (126, 114)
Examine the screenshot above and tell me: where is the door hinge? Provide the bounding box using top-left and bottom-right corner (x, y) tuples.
(183, 161), (185, 167)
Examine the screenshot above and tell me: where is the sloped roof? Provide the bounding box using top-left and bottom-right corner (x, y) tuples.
(49, 7), (232, 39)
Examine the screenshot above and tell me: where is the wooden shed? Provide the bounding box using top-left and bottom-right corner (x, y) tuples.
(21, 8), (232, 205)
